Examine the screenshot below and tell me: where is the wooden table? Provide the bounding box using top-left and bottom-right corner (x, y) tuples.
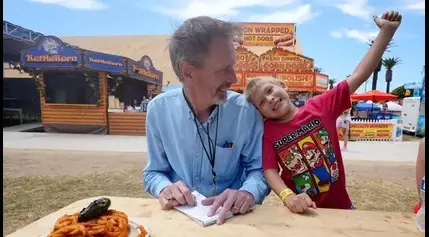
(7, 196), (423, 237)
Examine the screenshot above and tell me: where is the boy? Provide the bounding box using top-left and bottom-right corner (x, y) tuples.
(243, 11), (402, 213)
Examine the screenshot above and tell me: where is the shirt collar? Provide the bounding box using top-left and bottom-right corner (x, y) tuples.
(179, 88), (223, 123)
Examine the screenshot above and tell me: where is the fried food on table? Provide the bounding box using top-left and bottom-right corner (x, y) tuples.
(48, 209), (148, 237)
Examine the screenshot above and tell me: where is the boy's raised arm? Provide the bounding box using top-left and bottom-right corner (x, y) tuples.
(347, 11), (402, 93)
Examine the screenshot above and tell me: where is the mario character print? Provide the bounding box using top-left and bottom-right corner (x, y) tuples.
(298, 137), (331, 193)
(279, 145), (308, 175)
(313, 128), (339, 183)
(330, 161), (340, 183)
(292, 172), (318, 197)
(314, 129), (336, 165)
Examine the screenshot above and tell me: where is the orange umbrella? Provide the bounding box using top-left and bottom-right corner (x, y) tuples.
(350, 90), (397, 102)
(350, 93), (359, 102)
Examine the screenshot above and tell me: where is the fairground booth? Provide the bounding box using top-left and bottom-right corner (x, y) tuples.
(3, 21), (45, 127)
(20, 36), (163, 135)
(231, 22), (329, 102)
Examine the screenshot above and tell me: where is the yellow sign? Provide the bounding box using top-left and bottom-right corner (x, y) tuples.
(238, 23), (295, 47)
(259, 48), (314, 72)
(315, 73), (328, 89)
(244, 71), (276, 81)
(350, 123), (393, 139)
(235, 47), (259, 71)
(276, 73), (314, 89)
(132, 64), (160, 80)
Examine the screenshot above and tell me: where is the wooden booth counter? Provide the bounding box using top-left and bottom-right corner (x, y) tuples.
(7, 196), (423, 237)
(108, 111), (147, 136)
(39, 72), (109, 134)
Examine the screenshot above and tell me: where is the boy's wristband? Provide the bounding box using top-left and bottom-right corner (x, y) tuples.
(279, 188), (295, 201)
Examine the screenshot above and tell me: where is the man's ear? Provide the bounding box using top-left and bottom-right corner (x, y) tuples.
(179, 61), (195, 82)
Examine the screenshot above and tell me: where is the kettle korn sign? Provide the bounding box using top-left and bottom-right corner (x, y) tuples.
(238, 22), (296, 47)
(21, 36), (81, 68)
(83, 51), (126, 73)
(128, 55), (163, 85)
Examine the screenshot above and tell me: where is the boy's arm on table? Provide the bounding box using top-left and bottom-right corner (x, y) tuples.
(262, 136), (290, 200)
(347, 11), (402, 93)
(142, 101), (172, 198)
(264, 169), (289, 197)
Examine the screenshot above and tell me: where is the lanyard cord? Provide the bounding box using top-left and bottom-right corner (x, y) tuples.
(183, 90), (220, 187)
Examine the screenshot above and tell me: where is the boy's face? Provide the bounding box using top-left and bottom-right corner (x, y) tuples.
(250, 82), (292, 119)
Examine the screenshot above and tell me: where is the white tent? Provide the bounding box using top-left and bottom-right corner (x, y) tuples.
(386, 101), (403, 112)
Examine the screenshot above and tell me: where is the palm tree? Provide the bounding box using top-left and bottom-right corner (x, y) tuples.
(313, 67), (322, 73)
(382, 57), (400, 93)
(328, 78), (336, 89)
(367, 39), (395, 90)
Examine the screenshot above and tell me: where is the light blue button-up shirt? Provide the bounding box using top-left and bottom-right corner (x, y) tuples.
(142, 88), (268, 204)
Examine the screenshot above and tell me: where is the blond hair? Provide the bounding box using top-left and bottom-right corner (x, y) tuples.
(243, 76), (285, 101)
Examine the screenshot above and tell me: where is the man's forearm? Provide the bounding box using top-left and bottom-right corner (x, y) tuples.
(142, 170), (172, 198)
(347, 28), (396, 93)
(239, 170), (269, 204)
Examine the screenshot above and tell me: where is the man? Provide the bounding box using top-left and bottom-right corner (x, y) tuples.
(142, 16), (269, 224)
(140, 96), (149, 112)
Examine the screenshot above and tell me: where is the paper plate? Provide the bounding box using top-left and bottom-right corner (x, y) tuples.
(40, 219), (150, 237)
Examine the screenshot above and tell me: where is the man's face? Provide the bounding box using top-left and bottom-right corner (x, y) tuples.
(188, 37), (237, 105)
(250, 82), (292, 119)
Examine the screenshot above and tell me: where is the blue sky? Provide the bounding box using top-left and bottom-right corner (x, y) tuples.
(4, 0), (425, 93)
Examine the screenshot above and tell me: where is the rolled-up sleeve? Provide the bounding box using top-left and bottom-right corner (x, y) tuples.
(142, 100), (172, 197)
(239, 105), (269, 204)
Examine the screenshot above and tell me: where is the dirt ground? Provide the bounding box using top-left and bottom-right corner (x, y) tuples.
(3, 148), (419, 235)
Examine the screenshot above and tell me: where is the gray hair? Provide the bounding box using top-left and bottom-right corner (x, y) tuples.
(168, 16), (242, 82)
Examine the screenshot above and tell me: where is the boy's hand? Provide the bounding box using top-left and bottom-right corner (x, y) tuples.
(283, 193), (317, 213)
(374, 11), (402, 31)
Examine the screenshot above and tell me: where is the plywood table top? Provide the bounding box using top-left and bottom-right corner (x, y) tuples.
(7, 196), (424, 237)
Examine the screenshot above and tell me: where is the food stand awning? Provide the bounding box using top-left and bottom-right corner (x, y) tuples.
(351, 90), (397, 102)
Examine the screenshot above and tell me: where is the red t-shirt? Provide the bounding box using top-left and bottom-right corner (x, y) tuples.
(263, 80), (352, 209)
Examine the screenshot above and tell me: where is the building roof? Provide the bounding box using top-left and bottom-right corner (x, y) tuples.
(4, 34), (304, 83)
(61, 35), (303, 86)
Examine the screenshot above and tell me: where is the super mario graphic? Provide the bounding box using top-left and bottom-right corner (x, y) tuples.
(298, 138), (331, 193)
(313, 129), (339, 183)
(279, 146), (308, 175)
(315, 129), (336, 165)
(292, 172), (318, 197)
(330, 161), (340, 182)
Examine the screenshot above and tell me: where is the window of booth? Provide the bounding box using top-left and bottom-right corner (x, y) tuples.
(108, 76), (148, 108)
(44, 71), (100, 105)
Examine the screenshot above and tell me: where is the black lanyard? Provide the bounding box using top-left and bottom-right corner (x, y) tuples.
(183, 90), (219, 190)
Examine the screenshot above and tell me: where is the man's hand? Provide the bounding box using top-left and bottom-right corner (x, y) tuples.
(158, 181), (196, 210)
(201, 189), (255, 224)
(374, 11), (402, 31)
(283, 193), (317, 213)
